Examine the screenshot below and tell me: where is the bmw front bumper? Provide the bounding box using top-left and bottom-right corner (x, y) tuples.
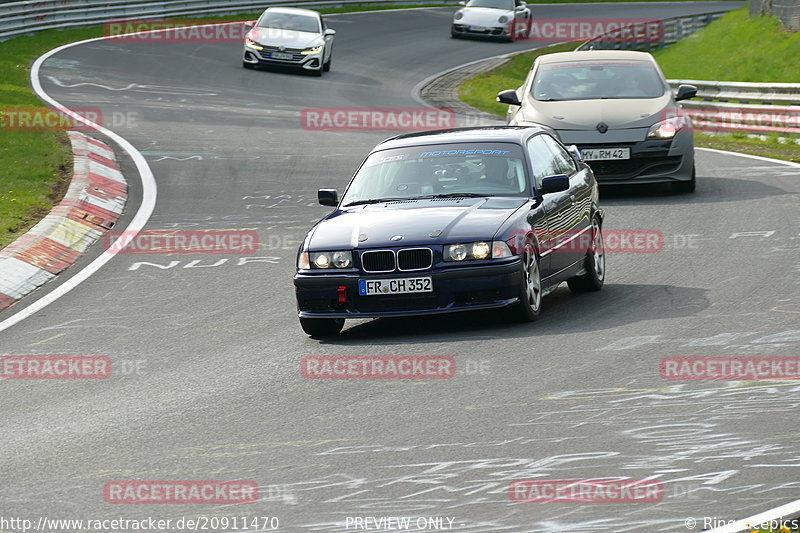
(294, 260), (522, 319)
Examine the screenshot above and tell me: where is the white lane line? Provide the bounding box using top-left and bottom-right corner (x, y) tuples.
(0, 36), (157, 334)
(706, 499), (800, 533)
(696, 146), (800, 169)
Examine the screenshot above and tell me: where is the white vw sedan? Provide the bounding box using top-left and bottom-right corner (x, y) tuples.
(243, 7), (335, 76)
(452, 0), (531, 41)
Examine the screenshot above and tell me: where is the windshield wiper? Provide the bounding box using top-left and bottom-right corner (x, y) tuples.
(343, 197), (416, 206)
(416, 193), (492, 199)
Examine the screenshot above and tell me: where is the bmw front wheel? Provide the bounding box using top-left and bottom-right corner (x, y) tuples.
(514, 250), (542, 321)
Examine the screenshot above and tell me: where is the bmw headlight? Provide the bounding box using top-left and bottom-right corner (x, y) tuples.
(454, 10), (464, 20)
(444, 241), (509, 261)
(301, 45), (324, 55)
(647, 115), (690, 139)
(299, 251), (353, 269)
(245, 38), (263, 50)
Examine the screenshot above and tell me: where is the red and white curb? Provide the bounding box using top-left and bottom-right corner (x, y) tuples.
(0, 131), (127, 310)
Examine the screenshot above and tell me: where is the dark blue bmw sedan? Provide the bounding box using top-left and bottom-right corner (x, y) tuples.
(294, 126), (605, 336)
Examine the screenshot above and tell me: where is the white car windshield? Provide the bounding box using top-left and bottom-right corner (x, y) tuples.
(258, 12), (320, 33)
(465, 0), (514, 9)
(532, 60), (666, 101)
(341, 143), (530, 206)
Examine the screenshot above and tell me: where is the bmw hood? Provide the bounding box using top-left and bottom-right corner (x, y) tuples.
(307, 198), (527, 250)
(519, 93), (673, 130)
(457, 7), (514, 26)
(252, 28), (321, 49)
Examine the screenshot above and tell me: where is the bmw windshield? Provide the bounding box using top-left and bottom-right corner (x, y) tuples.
(341, 143), (530, 206)
(532, 60), (666, 101)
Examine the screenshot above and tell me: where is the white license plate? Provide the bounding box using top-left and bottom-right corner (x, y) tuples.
(581, 147), (630, 161)
(270, 51), (293, 60)
(468, 26), (486, 31)
(359, 277), (432, 296)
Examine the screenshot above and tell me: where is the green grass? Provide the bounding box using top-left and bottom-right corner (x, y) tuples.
(652, 7), (800, 82)
(695, 132), (800, 163)
(0, 27), (103, 249)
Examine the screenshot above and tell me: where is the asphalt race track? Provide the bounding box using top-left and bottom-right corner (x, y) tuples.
(2, 3), (800, 532)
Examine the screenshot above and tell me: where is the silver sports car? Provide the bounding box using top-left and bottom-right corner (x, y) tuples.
(452, 0), (531, 41)
(497, 50), (698, 192)
(243, 7), (335, 76)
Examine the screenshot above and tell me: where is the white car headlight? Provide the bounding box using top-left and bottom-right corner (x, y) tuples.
(299, 251), (353, 269)
(454, 10), (464, 20)
(444, 242), (500, 262)
(647, 115), (690, 139)
(245, 38), (263, 51)
(498, 15), (509, 23)
(301, 45), (323, 55)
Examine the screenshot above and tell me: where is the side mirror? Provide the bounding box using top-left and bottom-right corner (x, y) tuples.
(675, 84), (697, 102)
(458, 1), (466, 6)
(324, 28), (336, 36)
(318, 189), (339, 206)
(243, 20), (256, 30)
(496, 89), (521, 106)
(539, 174), (569, 195)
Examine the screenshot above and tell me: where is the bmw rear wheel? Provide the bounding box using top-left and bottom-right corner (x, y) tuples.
(299, 317), (344, 337)
(567, 217), (605, 292)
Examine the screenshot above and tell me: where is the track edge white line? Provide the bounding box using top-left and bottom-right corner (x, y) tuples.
(0, 35), (157, 334)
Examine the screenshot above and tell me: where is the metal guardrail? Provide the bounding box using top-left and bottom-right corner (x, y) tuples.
(0, 0), (454, 41)
(575, 11), (729, 52)
(667, 79), (800, 135)
(750, 0), (800, 30)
